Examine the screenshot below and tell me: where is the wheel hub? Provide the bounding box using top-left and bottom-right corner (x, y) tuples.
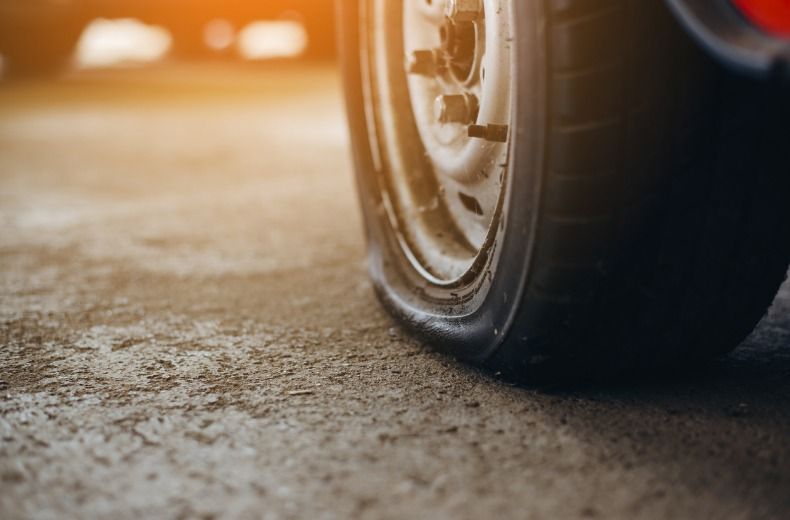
(403, 0), (513, 253)
(439, 14), (479, 81)
(364, 0), (514, 282)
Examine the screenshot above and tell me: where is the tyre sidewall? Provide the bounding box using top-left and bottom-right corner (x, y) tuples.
(340, 0), (547, 363)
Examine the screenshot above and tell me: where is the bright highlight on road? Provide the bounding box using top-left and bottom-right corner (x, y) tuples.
(76, 18), (172, 68)
(203, 19), (235, 51)
(237, 20), (308, 60)
(74, 18), (307, 68)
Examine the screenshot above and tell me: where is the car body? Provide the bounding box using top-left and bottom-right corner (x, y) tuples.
(667, 0), (790, 78)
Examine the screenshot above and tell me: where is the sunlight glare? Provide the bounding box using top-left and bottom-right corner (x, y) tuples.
(237, 20), (307, 60)
(76, 18), (171, 68)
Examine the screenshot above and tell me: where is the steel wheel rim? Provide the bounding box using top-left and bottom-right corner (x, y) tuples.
(362, 0), (515, 285)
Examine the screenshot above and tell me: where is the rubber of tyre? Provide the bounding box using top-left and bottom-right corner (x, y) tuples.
(340, 0), (790, 381)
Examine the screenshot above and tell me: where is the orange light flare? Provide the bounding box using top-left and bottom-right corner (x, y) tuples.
(0, 1), (337, 76)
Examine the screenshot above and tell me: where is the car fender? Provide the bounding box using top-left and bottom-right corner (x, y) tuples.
(665, 0), (790, 78)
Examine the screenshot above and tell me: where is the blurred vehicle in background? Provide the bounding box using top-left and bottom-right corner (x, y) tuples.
(0, 0), (336, 76)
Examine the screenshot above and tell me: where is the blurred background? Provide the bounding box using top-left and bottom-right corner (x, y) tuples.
(0, 0), (336, 77)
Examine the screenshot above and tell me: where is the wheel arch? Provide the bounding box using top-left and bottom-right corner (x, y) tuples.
(665, 0), (790, 78)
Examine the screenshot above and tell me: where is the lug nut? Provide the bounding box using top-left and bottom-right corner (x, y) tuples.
(407, 49), (440, 77)
(446, 0), (482, 22)
(468, 124), (509, 143)
(434, 94), (479, 124)
(438, 16), (476, 64)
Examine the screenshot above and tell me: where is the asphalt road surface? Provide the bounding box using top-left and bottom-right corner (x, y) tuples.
(1, 63), (789, 520)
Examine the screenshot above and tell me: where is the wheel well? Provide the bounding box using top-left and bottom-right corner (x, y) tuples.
(665, 0), (790, 78)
